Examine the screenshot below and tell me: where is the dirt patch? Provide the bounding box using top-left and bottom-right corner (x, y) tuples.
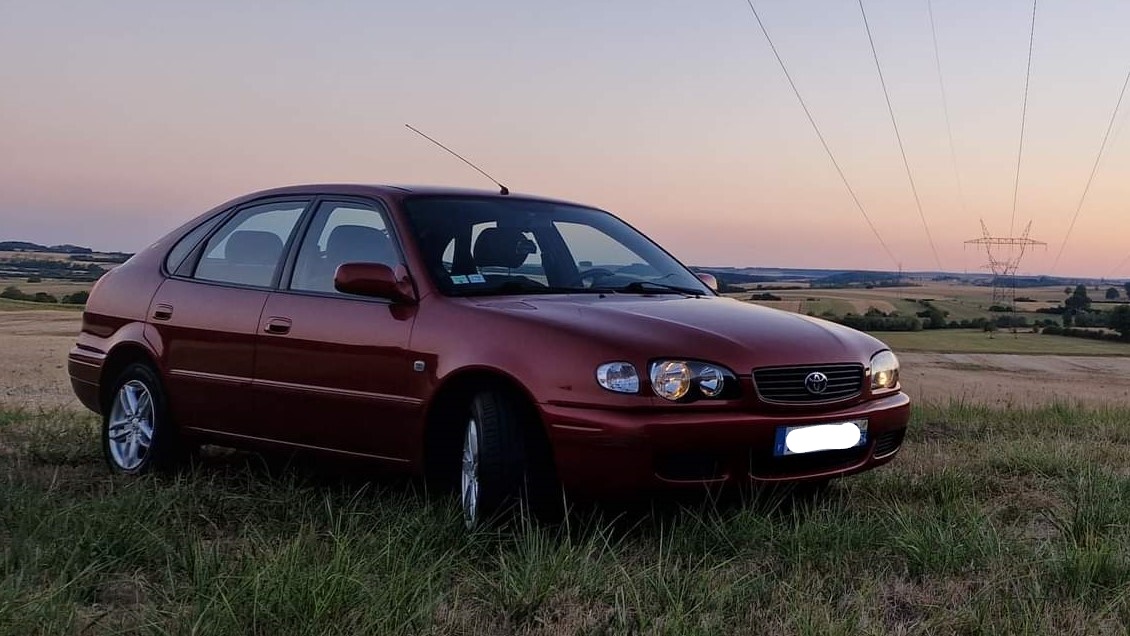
(0, 310), (83, 408)
(900, 353), (1130, 406)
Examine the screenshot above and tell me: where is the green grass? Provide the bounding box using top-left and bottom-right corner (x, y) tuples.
(872, 329), (1130, 356)
(1, 404), (1128, 634)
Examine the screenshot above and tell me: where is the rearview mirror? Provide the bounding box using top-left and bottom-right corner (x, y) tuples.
(695, 272), (719, 292)
(334, 262), (416, 304)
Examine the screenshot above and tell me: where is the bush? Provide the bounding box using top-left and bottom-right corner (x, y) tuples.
(0, 286), (59, 304)
(835, 313), (922, 332)
(61, 291), (90, 305)
(0, 285), (26, 300)
(1042, 325), (1064, 336)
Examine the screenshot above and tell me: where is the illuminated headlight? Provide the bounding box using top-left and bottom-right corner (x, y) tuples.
(649, 360), (736, 401)
(596, 362), (640, 394)
(870, 350), (900, 391)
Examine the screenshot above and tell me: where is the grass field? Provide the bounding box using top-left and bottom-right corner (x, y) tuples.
(873, 330), (1130, 356)
(2, 404), (1128, 634)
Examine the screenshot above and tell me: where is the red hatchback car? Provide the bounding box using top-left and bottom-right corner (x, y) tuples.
(69, 185), (910, 527)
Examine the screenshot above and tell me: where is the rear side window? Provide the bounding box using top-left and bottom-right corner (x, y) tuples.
(164, 213), (226, 275)
(193, 200), (308, 287)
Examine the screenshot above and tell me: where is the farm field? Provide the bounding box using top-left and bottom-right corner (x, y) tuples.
(874, 329), (1130, 356)
(738, 282), (1121, 326)
(5, 305), (1130, 411)
(0, 280), (94, 298)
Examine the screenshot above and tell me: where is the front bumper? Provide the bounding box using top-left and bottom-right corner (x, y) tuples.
(542, 392), (910, 499)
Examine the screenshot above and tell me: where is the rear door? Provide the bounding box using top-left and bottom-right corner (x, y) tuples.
(150, 198), (311, 438)
(251, 198), (419, 462)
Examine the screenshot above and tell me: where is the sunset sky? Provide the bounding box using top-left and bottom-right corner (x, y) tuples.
(2, 1), (1129, 278)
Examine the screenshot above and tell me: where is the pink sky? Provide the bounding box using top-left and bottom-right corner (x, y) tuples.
(2, 1), (1129, 278)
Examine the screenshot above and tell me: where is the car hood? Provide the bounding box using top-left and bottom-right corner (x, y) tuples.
(471, 294), (889, 370)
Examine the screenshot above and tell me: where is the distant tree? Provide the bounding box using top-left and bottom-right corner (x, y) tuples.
(1063, 311), (1074, 328)
(1065, 285), (1092, 313)
(1107, 287), (1122, 300)
(1065, 286), (1073, 295)
(1110, 305), (1130, 341)
(1124, 282), (1130, 298)
(0, 286), (25, 300)
(61, 291), (90, 305)
(31, 292), (58, 303)
(26, 276), (42, 283)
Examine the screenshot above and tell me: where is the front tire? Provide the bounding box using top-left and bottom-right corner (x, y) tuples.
(459, 390), (559, 529)
(102, 363), (182, 475)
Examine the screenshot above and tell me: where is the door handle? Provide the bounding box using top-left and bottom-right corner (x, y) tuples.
(264, 317), (292, 335)
(152, 304), (173, 321)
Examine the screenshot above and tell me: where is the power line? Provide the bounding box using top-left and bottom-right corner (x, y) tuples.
(858, 0), (943, 271)
(1051, 65), (1130, 271)
(1009, 0), (1038, 239)
(927, 0), (968, 223)
(742, 0), (899, 270)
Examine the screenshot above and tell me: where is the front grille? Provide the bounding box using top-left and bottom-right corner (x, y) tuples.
(753, 364), (864, 404)
(873, 429), (906, 458)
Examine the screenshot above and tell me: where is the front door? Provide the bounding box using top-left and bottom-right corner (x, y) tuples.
(251, 199), (419, 462)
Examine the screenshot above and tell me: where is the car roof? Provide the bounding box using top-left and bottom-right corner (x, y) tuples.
(235, 183), (590, 208)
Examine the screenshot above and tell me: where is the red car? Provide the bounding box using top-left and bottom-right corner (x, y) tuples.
(69, 185), (910, 527)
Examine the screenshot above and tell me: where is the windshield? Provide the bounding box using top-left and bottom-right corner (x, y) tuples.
(402, 196), (712, 297)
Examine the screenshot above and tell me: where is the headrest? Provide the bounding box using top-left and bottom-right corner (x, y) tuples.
(473, 227), (537, 269)
(226, 230), (283, 266)
(326, 224), (395, 265)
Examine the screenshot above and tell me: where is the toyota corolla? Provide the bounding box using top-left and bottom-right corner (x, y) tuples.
(68, 184), (910, 528)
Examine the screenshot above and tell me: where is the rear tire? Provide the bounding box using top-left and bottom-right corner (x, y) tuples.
(102, 363), (185, 475)
(460, 389), (561, 529)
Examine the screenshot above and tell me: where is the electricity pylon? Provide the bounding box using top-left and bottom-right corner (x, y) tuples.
(964, 220), (1047, 308)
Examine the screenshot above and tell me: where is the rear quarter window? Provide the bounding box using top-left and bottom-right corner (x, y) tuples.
(164, 213), (227, 275)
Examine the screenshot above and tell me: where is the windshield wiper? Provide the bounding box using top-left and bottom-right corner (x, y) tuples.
(599, 281), (705, 296)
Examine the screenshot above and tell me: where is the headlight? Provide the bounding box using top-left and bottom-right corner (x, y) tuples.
(649, 360), (737, 401)
(650, 361), (692, 400)
(596, 362), (639, 394)
(870, 350), (900, 391)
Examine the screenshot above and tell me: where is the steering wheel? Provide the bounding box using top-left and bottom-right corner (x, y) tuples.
(578, 268), (615, 287)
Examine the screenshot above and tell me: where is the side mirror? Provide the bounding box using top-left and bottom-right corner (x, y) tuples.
(695, 272), (719, 292)
(334, 262), (416, 304)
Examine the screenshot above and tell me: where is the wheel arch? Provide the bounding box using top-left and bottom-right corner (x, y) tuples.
(99, 343), (161, 413)
(422, 366), (551, 485)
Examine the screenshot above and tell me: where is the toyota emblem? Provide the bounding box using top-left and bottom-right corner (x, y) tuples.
(804, 371), (829, 395)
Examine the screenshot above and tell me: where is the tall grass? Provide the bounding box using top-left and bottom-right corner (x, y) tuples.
(0, 402), (1127, 635)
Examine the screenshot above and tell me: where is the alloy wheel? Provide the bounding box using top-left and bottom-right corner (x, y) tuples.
(461, 417), (480, 528)
(107, 380), (155, 471)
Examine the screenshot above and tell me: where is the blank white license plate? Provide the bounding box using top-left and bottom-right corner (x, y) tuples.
(773, 419), (869, 456)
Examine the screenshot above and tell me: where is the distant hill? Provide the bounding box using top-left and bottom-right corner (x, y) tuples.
(0, 241), (95, 254)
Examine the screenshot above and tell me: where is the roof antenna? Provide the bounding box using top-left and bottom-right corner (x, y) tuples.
(405, 124), (509, 195)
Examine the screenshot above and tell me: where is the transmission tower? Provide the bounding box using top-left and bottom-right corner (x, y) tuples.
(964, 220), (1047, 308)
